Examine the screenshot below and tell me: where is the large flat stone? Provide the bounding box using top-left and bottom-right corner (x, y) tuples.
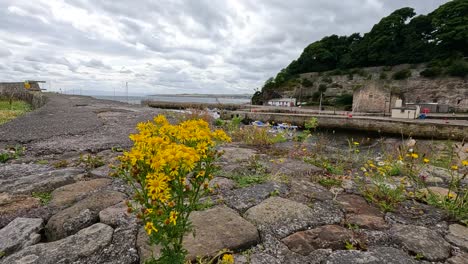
(390, 224), (451, 262)
(0, 193), (41, 228)
(447, 252), (468, 264)
(266, 158), (323, 177)
(0, 218), (43, 257)
(421, 165), (467, 185)
(76, 226), (139, 264)
(0, 164), (83, 195)
(209, 177), (236, 193)
(49, 178), (112, 208)
(445, 224), (468, 251)
(336, 194), (382, 216)
(223, 182), (289, 212)
(346, 214), (388, 230)
(0, 223), (113, 264)
(244, 197), (343, 238)
(385, 200), (447, 227)
(99, 202), (136, 228)
(337, 194), (388, 230)
(218, 146), (258, 163)
(287, 179), (333, 204)
(138, 206), (259, 262)
(45, 190), (126, 241)
(324, 247), (416, 264)
(282, 225), (353, 255)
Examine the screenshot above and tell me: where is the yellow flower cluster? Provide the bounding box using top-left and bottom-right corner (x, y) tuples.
(120, 115), (230, 236)
(221, 254), (234, 264)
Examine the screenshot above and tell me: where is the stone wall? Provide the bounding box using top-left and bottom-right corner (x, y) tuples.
(285, 64), (467, 112)
(222, 110), (468, 140)
(0, 82), (46, 109)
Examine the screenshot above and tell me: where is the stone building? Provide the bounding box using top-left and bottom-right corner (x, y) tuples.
(352, 82), (400, 114)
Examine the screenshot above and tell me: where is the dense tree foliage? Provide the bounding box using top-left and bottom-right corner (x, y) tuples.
(253, 0), (468, 104)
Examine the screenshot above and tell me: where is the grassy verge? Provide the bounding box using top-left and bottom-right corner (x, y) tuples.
(0, 100), (31, 125)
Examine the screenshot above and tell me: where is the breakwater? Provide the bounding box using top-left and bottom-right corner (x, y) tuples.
(221, 111), (468, 140)
(142, 100), (246, 111)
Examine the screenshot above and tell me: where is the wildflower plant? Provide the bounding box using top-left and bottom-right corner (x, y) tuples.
(116, 115), (230, 264)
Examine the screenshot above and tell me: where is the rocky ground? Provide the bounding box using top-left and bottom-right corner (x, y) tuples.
(0, 93), (467, 264)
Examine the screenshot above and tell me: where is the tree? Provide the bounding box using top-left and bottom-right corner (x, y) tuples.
(429, 0), (468, 58)
(258, 1), (467, 100)
(251, 90), (264, 105)
(360, 7), (416, 66)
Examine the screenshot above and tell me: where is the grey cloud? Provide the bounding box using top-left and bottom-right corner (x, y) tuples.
(13, 64), (37, 74)
(24, 55), (77, 72)
(82, 59), (112, 70)
(0, 47), (12, 57)
(0, 0), (449, 95)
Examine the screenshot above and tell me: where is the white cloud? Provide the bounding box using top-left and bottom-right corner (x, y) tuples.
(0, 0), (449, 95)
(0, 47), (12, 57)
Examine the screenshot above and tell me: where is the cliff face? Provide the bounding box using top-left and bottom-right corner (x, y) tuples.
(279, 64), (468, 112)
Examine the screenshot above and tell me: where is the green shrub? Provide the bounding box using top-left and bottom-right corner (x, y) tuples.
(420, 67), (442, 78)
(78, 154), (104, 171)
(322, 77), (332, 83)
(304, 117), (318, 131)
(0, 153), (10, 163)
(231, 126), (275, 146)
(53, 160), (69, 168)
(214, 119), (225, 127)
(318, 84), (327, 92)
(301, 78), (313, 87)
(312, 91), (321, 102)
(327, 69), (344, 76)
(335, 94), (353, 106)
(318, 177), (343, 189)
(446, 60), (468, 78)
(382, 66), (392, 71)
(0, 145), (25, 163)
(32, 192), (52, 205)
(392, 69), (412, 80)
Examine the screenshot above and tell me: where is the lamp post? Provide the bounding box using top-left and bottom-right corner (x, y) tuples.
(384, 100), (389, 116)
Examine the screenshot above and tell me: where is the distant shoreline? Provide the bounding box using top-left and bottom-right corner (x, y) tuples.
(148, 94), (251, 99)
(92, 94), (251, 105)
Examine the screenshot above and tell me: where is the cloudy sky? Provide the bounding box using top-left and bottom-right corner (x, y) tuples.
(0, 0), (447, 95)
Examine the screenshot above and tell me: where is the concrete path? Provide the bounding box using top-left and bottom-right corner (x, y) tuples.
(0, 93), (159, 156)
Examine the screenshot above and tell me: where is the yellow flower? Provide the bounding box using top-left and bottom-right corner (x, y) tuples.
(423, 158), (429, 163)
(451, 165), (458, 170)
(462, 160), (468, 166)
(169, 211), (178, 225)
(411, 153), (419, 159)
(144, 208), (153, 215)
(448, 192), (456, 199)
(353, 142), (359, 146)
(145, 222), (158, 235)
(154, 115), (169, 125)
(221, 254), (234, 264)
(196, 170), (206, 178)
